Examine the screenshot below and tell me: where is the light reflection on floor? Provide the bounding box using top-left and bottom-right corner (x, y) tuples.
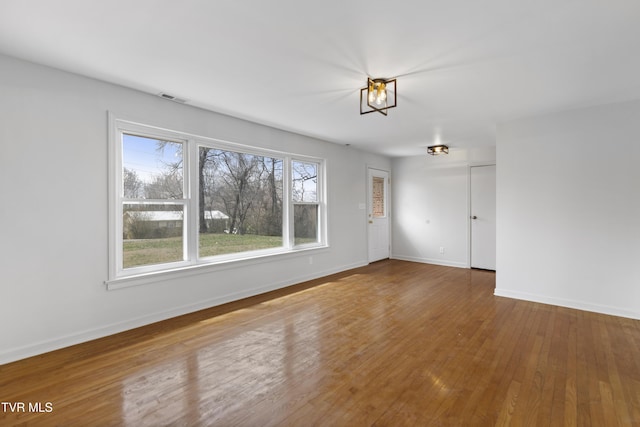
(121, 306), (321, 425)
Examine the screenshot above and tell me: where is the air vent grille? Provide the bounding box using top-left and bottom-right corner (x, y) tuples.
(158, 93), (188, 104)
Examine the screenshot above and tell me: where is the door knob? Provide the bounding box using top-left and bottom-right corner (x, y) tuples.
(471, 215), (478, 220)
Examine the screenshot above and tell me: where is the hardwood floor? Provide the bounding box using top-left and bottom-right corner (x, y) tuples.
(1, 260), (639, 426)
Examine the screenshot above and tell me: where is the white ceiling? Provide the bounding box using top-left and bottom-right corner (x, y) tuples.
(1, 0), (640, 157)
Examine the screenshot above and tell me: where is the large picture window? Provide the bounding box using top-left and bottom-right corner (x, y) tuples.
(109, 117), (326, 283)
(198, 147), (284, 258)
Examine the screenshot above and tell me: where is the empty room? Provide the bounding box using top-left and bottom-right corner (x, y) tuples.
(1, 1), (639, 425)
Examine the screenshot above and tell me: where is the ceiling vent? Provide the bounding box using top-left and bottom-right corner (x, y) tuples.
(158, 93), (188, 104)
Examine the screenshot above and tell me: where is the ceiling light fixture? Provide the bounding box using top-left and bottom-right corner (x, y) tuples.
(427, 145), (449, 155)
(360, 77), (397, 116)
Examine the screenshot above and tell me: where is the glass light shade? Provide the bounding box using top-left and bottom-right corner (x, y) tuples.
(360, 78), (397, 116)
(427, 145), (449, 155)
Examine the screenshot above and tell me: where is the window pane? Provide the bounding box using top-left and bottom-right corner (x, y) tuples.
(122, 134), (183, 199)
(292, 161), (318, 203)
(198, 147), (284, 257)
(372, 176), (385, 218)
(123, 204), (184, 268)
(294, 204), (318, 245)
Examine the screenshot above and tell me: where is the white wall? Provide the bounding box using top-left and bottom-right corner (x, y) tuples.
(496, 100), (640, 320)
(391, 148), (496, 268)
(0, 54), (390, 364)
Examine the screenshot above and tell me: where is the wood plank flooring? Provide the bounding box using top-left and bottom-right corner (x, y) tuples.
(1, 260), (640, 426)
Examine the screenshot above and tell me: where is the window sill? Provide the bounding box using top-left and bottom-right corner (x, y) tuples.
(105, 245), (329, 291)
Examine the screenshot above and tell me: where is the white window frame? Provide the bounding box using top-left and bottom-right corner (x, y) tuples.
(107, 114), (327, 288)
(291, 158), (324, 248)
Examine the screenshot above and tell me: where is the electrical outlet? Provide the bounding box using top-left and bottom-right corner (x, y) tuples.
(439, 247), (445, 254)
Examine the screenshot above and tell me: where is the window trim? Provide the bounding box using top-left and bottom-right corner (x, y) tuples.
(107, 113), (328, 288)
(291, 158), (324, 248)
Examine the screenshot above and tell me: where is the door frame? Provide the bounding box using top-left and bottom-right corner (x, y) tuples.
(367, 166), (391, 263)
(468, 163), (496, 269)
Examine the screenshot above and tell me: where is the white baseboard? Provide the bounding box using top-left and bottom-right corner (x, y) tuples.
(0, 260), (368, 365)
(494, 288), (640, 320)
(391, 254), (468, 269)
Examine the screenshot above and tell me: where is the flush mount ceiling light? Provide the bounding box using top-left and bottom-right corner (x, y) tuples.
(427, 145), (449, 155)
(360, 77), (397, 116)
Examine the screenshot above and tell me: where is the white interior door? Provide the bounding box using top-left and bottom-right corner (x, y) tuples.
(470, 165), (496, 270)
(368, 168), (390, 262)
